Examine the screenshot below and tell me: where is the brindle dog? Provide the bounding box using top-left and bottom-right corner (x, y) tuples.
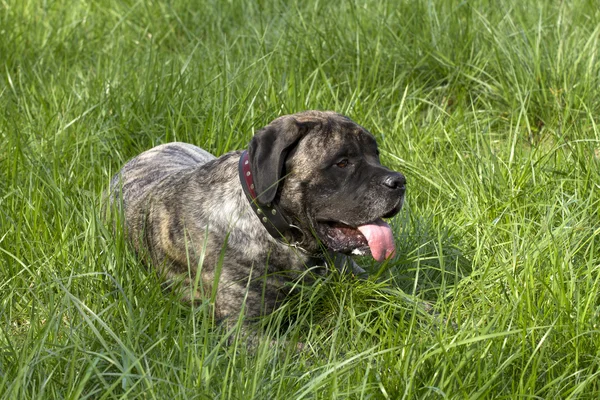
(109, 111), (405, 321)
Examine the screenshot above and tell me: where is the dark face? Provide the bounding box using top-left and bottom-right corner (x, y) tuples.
(267, 111), (406, 259)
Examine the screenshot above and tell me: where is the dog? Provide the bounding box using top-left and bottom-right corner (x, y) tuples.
(108, 110), (406, 322)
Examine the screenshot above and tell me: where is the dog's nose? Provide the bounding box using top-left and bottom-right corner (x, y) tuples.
(382, 173), (406, 191)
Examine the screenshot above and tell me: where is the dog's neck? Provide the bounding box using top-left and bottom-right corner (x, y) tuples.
(238, 150), (299, 245)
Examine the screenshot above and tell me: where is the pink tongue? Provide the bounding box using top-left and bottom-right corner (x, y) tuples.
(357, 219), (396, 262)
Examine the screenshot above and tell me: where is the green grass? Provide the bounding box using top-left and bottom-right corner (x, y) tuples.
(2, 0), (600, 398)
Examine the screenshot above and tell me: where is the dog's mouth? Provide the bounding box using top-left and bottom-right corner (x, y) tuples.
(315, 219), (396, 262)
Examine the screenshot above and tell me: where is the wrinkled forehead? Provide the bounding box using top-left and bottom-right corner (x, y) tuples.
(301, 114), (378, 155)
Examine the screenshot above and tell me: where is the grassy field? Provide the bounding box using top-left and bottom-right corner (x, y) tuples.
(2, 0), (600, 398)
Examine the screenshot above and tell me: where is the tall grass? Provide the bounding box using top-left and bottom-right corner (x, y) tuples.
(1, 0), (599, 398)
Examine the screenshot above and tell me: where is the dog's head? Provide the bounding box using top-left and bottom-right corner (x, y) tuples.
(248, 111), (405, 261)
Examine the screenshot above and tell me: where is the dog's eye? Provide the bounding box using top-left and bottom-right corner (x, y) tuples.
(336, 159), (349, 168)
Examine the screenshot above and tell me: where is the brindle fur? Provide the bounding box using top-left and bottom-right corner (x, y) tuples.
(108, 111), (404, 321)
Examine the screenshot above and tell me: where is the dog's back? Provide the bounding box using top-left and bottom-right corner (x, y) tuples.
(110, 142), (215, 210)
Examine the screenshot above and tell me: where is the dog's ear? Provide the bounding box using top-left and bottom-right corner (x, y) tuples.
(248, 116), (317, 205)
